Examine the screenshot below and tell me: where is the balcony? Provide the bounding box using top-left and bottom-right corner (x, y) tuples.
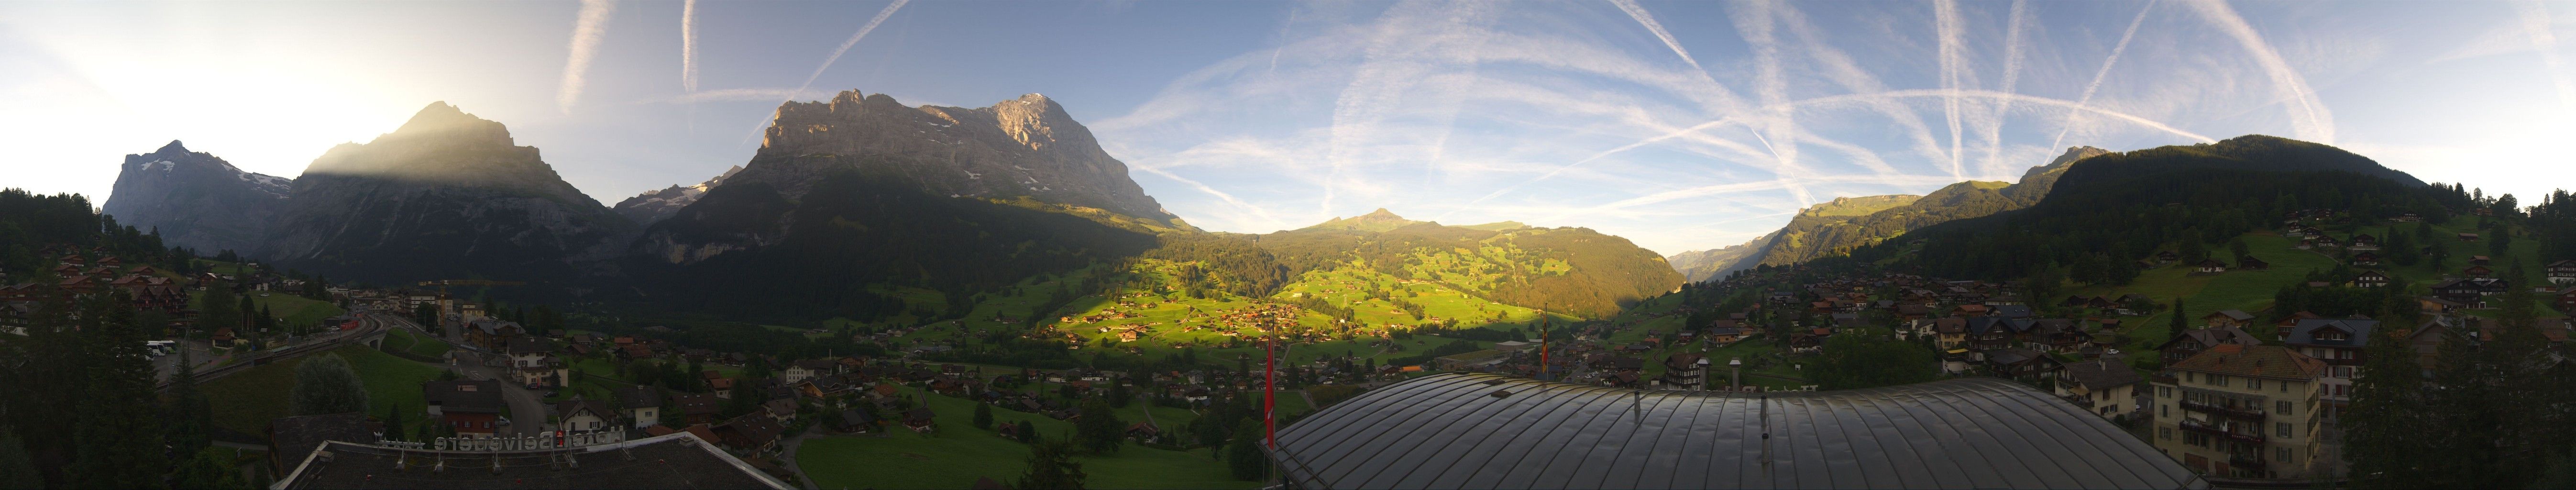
(2229, 453), (2268, 468)
(2180, 400), (2268, 421)
(2180, 419), (2267, 444)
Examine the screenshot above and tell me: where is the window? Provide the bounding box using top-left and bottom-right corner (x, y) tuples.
(2278, 447), (2292, 462)
(2160, 427), (2174, 440)
(2280, 381), (2291, 393)
(2278, 401), (2291, 415)
(2248, 379), (2263, 390)
(2160, 387), (2174, 398)
(2211, 374), (2229, 387)
(2161, 405), (2169, 418)
(2276, 423), (2292, 438)
(2188, 372), (2198, 383)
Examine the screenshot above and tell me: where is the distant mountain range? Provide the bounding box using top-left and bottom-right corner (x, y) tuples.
(99, 90), (1679, 321)
(1665, 145), (2109, 281)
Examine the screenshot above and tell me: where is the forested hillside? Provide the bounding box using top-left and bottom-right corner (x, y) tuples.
(1673, 146), (2107, 280)
(1842, 135), (2458, 282)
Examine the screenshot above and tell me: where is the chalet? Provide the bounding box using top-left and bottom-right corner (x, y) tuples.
(830, 408), (877, 433)
(2459, 233), (2480, 242)
(2549, 260), (2576, 285)
(784, 359), (838, 385)
(2348, 234), (2379, 251)
(2054, 357), (2144, 419)
(2153, 326), (2263, 368)
(2419, 296), (2467, 314)
(465, 319), (525, 351)
(2394, 213), (2422, 222)
(1787, 334), (1821, 354)
(424, 379), (507, 438)
(1982, 348), (2059, 380)
(2560, 288), (2576, 314)
(616, 385), (663, 429)
(763, 399), (799, 423)
(2202, 310), (2255, 329)
(1933, 317), (1969, 350)
(903, 407), (937, 432)
(1706, 327), (1745, 345)
(673, 393), (722, 425)
(2349, 252), (2380, 267)
(1952, 304), (1990, 317)
(2471, 255), (2493, 266)
(2026, 319), (2085, 354)
(2285, 318), (2375, 368)
(1966, 317), (2019, 350)
(505, 337), (567, 388)
(2465, 265), (2494, 278)
(2350, 271), (2391, 289)
(714, 416), (786, 453)
(555, 398), (618, 433)
(2192, 259), (2228, 275)
(2432, 278), (2511, 308)
(2155, 251), (2180, 265)
(2311, 235), (2341, 248)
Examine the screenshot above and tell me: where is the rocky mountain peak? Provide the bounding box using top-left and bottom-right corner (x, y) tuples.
(104, 142), (292, 253)
(721, 89), (1171, 221)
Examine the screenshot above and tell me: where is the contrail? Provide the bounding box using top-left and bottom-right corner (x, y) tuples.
(1610, 0), (1705, 72)
(681, 0), (698, 93)
(555, 0), (618, 114)
(1449, 89), (2216, 212)
(2185, 0), (2333, 144)
(1980, 0), (2028, 174)
(2051, 0), (2155, 151)
(739, 0), (912, 146)
(1934, 0), (1966, 180)
(2515, 0), (2575, 108)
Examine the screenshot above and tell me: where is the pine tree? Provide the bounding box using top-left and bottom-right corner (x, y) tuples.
(1013, 440), (1087, 490)
(1074, 398), (1122, 454)
(166, 347), (212, 455)
(2168, 298), (2190, 344)
(1225, 422), (1267, 481)
(974, 402), (995, 430)
(2343, 324), (2432, 488)
(170, 447), (250, 490)
(383, 404), (407, 443)
(69, 292), (167, 489)
(0, 427), (38, 490)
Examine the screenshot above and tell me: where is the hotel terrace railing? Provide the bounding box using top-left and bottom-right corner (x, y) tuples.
(2180, 419), (2268, 445)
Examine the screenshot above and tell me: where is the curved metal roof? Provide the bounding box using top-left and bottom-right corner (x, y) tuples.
(1268, 373), (2203, 490)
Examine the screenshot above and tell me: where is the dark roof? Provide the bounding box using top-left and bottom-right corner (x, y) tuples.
(2169, 345), (2324, 381)
(505, 336), (555, 355)
(616, 385), (664, 409)
(1269, 373), (2203, 490)
(2154, 326), (2265, 352)
(2060, 359), (2144, 390)
(1993, 304), (2035, 318)
(2285, 318), (2380, 348)
(423, 380), (506, 414)
(275, 432), (791, 489)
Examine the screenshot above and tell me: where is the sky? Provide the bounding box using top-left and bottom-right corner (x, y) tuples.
(2, 1), (2572, 256)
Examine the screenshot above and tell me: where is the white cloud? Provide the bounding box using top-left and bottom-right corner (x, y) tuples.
(555, 0), (617, 114)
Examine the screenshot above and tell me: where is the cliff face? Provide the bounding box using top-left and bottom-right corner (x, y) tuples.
(261, 102), (634, 284)
(638, 90), (1174, 264)
(101, 141), (292, 253)
(738, 90), (1167, 218)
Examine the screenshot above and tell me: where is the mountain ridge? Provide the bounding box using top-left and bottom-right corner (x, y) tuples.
(1667, 145), (2111, 281)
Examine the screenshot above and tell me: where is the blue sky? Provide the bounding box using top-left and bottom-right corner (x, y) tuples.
(2, 1), (2571, 256)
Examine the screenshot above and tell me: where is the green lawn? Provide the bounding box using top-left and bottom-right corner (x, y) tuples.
(383, 328), (452, 358)
(247, 291), (347, 328)
(201, 344), (449, 438)
(797, 385), (1256, 490)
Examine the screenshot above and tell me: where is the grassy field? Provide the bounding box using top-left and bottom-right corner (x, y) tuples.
(201, 344), (448, 438)
(797, 385), (1258, 490)
(383, 328), (452, 358)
